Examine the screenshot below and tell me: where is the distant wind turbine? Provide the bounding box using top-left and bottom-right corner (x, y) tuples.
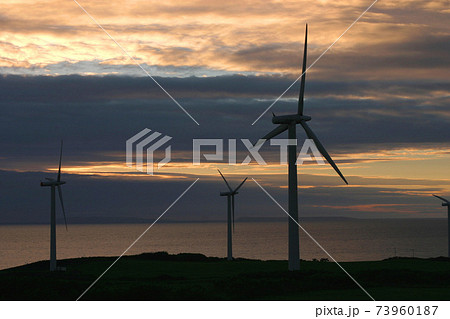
(257, 24), (348, 271)
(218, 169), (247, 261)
(40, 140), (68, 271)
(433, 194), (450, 257)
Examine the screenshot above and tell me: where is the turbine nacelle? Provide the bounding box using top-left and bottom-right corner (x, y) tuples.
(217, 169), (247, 195)
(220, 191), (238, 196)
(433, 194), (449, 206)
(41, 180), (66, 187)
(272, 114), (311, 124)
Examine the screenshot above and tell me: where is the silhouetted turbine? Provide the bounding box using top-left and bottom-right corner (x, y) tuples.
(218, 169), (247, 261)
(40, 141), (68, 271)
(258, 25), (348, 271)
(433, 194), (450, 257)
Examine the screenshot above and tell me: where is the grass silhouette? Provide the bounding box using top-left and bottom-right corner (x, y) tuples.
(0, 252), (449, 300)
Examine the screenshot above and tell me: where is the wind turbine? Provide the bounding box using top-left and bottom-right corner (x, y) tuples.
(40, 140), (68, 271)
(433, 194), (450, 257)
(218, 169), (247, 261)
(257, 25), (348, 271)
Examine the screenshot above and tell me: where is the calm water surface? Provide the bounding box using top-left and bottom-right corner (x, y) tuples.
(0, 219), (446, 270)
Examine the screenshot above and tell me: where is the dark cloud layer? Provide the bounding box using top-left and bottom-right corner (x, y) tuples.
(0, 170), (445, 224)
(1, 74), (447, 102)
(0, 74), (448, 222)
(0, 74), (448, 156)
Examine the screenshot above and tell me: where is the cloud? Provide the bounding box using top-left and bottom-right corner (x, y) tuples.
(0, 73), (448, 104)
(0, 74), (448, 164)
(0, 0), (448, 79)
(0, 169), (447, 224)
(0, 1), (448, 220)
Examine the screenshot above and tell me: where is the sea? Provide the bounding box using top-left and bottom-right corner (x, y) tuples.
(0, 219), (447, 270)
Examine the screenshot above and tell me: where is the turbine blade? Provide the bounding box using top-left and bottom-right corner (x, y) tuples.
(218, 169), (233, 192)
(232, 195), (235, 233)
(233, 177), (247, 193)
(298, 24), (308, 115)
(252, 124), (288, 149)
(57, 185), (68, 231)
(300, 121), (348, 185)
(262, 124), (289, 141)
(433, 194), (449, 203)
(57, 140), (63, 182)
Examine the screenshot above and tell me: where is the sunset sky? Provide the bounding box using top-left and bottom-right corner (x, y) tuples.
(0, 0), (449, 223)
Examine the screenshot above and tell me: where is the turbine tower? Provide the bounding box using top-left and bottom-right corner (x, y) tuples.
(218, 169), (247, 261)
(258, 25), (348, 271)
(40, 140), (68, 271)
(433, 195), (450, 257)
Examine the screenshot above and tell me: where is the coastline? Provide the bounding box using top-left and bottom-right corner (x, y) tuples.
(1, 252), (449, 301)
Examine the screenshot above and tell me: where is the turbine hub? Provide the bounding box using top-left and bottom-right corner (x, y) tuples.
(272, 114), (311, 124)
(40, 180), (66, 187)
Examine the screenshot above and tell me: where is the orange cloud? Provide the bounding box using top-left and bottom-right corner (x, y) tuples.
(0, 0), (448, 79)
